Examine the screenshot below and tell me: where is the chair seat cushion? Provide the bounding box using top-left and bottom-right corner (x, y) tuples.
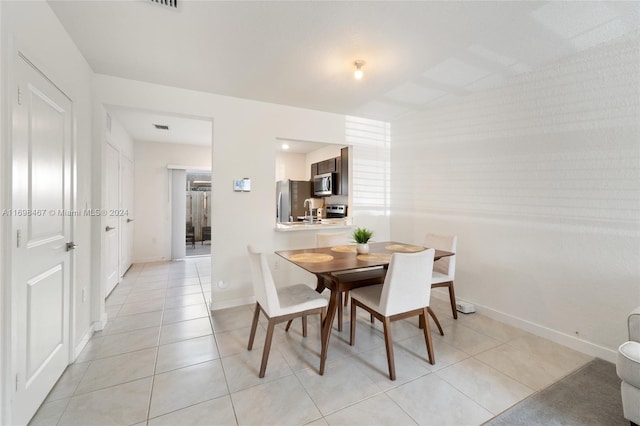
(618, 341), (640, 388)
(350, 284), (384, 313)
(431, 271), (452, 284)
(276, 284), (328, 316)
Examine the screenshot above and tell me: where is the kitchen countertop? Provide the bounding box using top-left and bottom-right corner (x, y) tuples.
(274, 219), (353, 232)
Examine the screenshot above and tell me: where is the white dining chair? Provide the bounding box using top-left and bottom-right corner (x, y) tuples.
(316, 231), (349, 248)
(424, 233), (458, 320)
(246, 245), (328, 378)
(349, 249), (436, 381)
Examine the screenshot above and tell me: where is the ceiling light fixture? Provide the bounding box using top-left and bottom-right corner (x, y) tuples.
(282, 143), (289, 150)
(354, 60), (366, 80)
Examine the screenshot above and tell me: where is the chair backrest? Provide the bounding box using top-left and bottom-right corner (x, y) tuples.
(379, 249), (435, 316)
(247, 245), (280, 316)
(316, 232), (348, 248)
(424, 233), (457, 279)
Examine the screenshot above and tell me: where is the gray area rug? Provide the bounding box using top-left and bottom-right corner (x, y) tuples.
(485, 358), (626, 426)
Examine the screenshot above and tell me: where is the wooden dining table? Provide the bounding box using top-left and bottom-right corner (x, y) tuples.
(276, 241), (454, 375)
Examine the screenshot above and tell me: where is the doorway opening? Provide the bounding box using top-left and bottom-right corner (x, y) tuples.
(186, 171), (211, 257)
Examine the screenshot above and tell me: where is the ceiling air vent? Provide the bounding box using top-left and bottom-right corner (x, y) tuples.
(153, 124), (170, 130)
(149, 0), (178, 9)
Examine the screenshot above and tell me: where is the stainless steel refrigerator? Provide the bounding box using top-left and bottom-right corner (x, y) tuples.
(276, 180), (312, 222)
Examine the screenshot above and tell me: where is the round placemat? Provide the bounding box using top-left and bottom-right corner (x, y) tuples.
(331, 245), (357, 253)
(385, 244), (424, 252)
(288, 253), (334, 263)
(357, 253), (392, 262)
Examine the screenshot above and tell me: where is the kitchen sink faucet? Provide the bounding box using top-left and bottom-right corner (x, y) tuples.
(304, 199), (313, 222)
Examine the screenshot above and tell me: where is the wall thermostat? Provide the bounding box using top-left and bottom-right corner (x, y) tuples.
(233, 178), (251, 192)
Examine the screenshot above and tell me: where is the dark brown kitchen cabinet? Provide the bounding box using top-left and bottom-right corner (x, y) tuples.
(309, 147), (348, 194)
(340, 147), (348, 195)
(317, 158), (337, 174)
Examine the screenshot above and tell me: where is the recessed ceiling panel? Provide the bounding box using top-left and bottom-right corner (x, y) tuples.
(423, 57), (492, 88)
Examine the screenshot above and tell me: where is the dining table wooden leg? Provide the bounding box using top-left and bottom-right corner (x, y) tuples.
(314, 276), (326, 293)
(319, 287), (340, 376)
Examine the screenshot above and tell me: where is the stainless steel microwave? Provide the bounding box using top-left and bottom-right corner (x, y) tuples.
(313, 173), (336, 196)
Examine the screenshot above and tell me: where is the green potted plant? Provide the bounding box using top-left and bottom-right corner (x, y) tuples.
(352, 227), (373, 254)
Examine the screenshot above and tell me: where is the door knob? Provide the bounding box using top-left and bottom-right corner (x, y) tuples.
(66, 242), (77, 251)
(127, 218), (134, 223)
(105, 226), (116, 232)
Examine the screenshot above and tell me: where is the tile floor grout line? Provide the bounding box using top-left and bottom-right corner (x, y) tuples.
(201, 268), (243, 426)
(143, 271), (169, 425)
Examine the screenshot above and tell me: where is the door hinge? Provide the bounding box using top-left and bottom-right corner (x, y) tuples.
(16, 229), (21, 248)
(15, 373), (20, 391)
(17, 85), (22, 105)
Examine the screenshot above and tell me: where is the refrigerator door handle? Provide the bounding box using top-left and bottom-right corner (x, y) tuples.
(277, 191), (282, 222)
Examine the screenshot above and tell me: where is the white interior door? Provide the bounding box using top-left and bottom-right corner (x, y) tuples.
(11, 54), (73, 425)
(105, 142), (119, 296)
(119, 156), (133, 277)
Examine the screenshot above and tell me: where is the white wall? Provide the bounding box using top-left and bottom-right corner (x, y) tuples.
(0, 2), (5, 421)
(0, 1), (95, 421)
(106, 111), (134, 159)
(94, 74), (391, 309)
(306, 144), (343, 172)
(391, 34), (640, 361)
(133, 140), (211, 263)
(275, 151), (307, 182)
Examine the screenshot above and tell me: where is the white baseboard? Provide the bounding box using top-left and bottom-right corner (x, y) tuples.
(73, 324), (94, 361)
(132, 256), (169, 264)
(480, 303), (616, 363)
(210, 296), (255, 312)
(433, 291), (617, 363)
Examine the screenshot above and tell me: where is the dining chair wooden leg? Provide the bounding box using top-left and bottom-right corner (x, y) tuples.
(285, 319), (293, 332)
(350, 300), (357, 346)
(448, 282), (458, 319)
(302, 316), (308, 337)
(382, 317), (396, 380)
(247, 302), (261, 350)
(344, 290), (349, 306)
(427, 306), (444, 336)
(337, 292), (343, 331)
(422, 307), (435, 365)
(259, 319), (276, 378)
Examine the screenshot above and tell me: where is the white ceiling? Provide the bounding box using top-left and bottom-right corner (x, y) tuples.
(49, 0), (640, 142)
(107, 106), (212, 146)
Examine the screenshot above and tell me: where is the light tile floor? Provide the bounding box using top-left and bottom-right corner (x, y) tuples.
(30, 258), (593, 426)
